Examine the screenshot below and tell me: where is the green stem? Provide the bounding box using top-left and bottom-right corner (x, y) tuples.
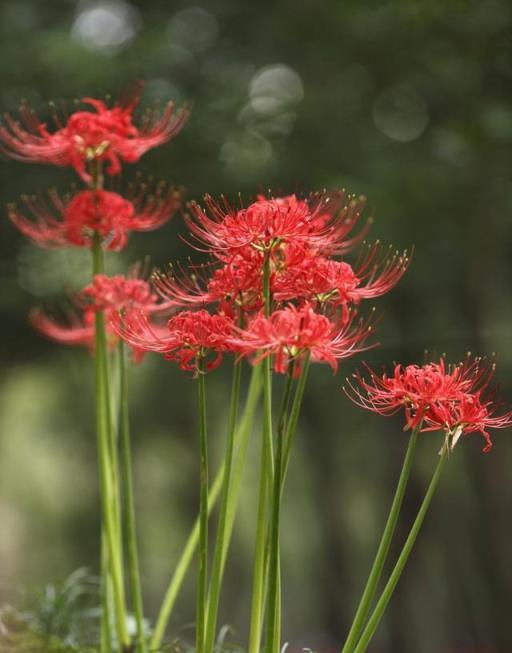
(220, 363), (263, 573)
(248, 253), (274, 653)
(204, 361), (242, 653)
(100, 530), (112, 653)
(281, 356), (310, 487)
(105, 350), (124, 613)
(265, 365), (295, 653)
(93, 235), (129, 650)
(118, 341), (146, 653)
(352, 448), (448, 653)
(150, 365), (262, 652)
(247, 404), (271, 653)
(196, 357), (209, 653)
(341, 425), (420, 653)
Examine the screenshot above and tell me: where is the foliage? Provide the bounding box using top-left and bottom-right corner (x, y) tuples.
(0, 569), (99, 652)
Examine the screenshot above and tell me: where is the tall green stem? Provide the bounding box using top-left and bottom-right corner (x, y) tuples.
(265, 365), (295, 653)
(281, 356), (310, 487)
(118, 340), (146, 653)
(248, 253), (274, 653)
(351, 449), (448, 653)
(204, 361), (242, 653)
(150, 365), (262, 652)
(220, 364), (263, 574)
(100, 530), (112, 653)
(93, 235), (129, 650)
(247, 392), (271, 653)
(196, 357), (209, 653)
(341, 425), (420, 653)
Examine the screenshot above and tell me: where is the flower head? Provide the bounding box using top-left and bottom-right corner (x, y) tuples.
(345, 357), (512, 451)
(0, 91), (188, 182)
(8, 182), (180, 251)
(79, 270), (171, 322)
(233, 303), (374, 375)
(32, 270), (170, 362)
(424, 386), (512, 453)
(186, 191), (368, 261)
(274, 243), (410, 309)
(153, 254), (265, 316)
(113, 309), (237, 373)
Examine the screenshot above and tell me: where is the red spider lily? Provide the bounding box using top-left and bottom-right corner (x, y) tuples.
(32, 271), (171, 362)
(79, 271), (173, 321)
(8, 183), (180, 251)
(274, 243), (410, 308)
(423, 386), (512, 453)
(208, 254), (264, 314)
(153, 254), (265, 315)
(32, 307), (148, 364)
(113, 309), (237, 373)
(0, 92), (188, 182)
(345, 357), (512, 451)
(185, 191), (369, 261)
(232, 303), (375, 375)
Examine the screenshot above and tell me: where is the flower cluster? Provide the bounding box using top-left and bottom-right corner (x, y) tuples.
(345, 357), (512, 451)
(8, 183), (180, 251)
(3, 89), (186, 252)
(0, 91), (188, 182)
(116, 191), (407, 373)
(116, 309), (237, 372)
(33, 271), (171, 363)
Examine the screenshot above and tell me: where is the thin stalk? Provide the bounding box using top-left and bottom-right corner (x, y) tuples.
(196, 356), (209, 653)
(341, 425), (420, 653)
(118, 340), (146, 653)
(93, 235), (129, 650)
(351, 449), (448, 653)
(281, 355), (311, 486)
(100, 531), (112, 653)
(204, 361), (242, 653)
(265, 365), (295, 653)
(150, 365), (262, 652)
(247, 406), (271, 653)
(248, 253), (274, 653)
(219, 363), (263, 574)
(106, 350), (124, 587)
(273, 561), (281, 652)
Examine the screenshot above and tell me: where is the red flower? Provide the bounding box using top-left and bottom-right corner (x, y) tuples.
(207, 254), (264, 313)
(80, 270), (171, 317)
(186, 191), (368, 261)
(8, 183), (180, 251)
(113, 309), (237, 373)
(424, 386), (512, 453)
(0, 93), (188, 182)
(274, 243), (410, 308)
(153, 254), (265, 315)
(233, 304), (374, 375)
(345, 359), (478, 428)
(345, 357), (512, 451)
(32, 271), (171, 362)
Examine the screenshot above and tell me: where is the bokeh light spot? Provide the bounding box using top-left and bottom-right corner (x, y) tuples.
(219, 131), (273, 174)
(71, 0), (140, 55)
(372, 85), (429, 142)
(249, 64), (304, 115)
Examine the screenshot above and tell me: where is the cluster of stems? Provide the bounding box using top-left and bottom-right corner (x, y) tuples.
(91, 227), (448, 653)
(339, 426), (448, 653)
(90, 163), (145, 653)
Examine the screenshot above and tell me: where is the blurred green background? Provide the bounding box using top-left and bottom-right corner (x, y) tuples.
(1, 1), (512, 652)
